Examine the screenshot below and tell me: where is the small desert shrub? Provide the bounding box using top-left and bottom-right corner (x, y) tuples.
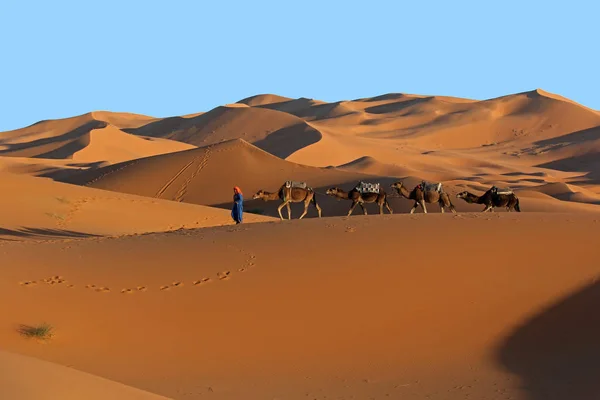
(18, 323), (54, 340)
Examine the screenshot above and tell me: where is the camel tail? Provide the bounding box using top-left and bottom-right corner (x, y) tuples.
(514, 197), (521, 212)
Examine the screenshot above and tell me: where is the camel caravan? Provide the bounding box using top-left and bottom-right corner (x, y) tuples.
(252, 180), (521, 220)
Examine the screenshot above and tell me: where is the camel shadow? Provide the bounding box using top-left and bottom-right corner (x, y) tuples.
(0, 227), (102, 241)
(496, 280), (600, 399)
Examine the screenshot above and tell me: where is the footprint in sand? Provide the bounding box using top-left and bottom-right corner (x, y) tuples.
(160, 285), (171, 291)
(19, 281), (37, 287)
(172, 281), (183, 288)
(193, 278), (211, 286)
(137, 286), (147, 292)
(96, 287), (110, 293)
(217, 271), (231, 280)
(121, 288), (134, 294)
(238, 268), (246, 272)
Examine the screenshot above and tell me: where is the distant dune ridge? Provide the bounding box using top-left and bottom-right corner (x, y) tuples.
(1, 88), (600, 400)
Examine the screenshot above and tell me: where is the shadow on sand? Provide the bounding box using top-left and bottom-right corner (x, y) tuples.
(0, 227), (102, 241)
(496, 280), (600, 399)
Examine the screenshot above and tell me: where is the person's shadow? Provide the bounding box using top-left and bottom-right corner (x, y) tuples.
(496, 280), (600, 399)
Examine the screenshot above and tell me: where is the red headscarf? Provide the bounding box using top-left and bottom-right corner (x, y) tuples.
(233, 186), (242, 195)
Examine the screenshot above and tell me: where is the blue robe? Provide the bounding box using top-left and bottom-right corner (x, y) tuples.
(231, 193), (243, 224)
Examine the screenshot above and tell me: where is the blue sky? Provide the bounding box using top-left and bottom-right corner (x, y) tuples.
(1, 0), (597, 131)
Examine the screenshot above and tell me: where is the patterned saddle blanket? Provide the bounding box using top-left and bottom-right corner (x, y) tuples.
(355, 181), (380, 194)
(490, 186), (514, 195)
(419, 181), (443, 193)
(285, 181), (308, 189)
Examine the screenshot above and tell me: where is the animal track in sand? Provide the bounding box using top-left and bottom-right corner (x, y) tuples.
(20, 275), (69, 287)
(217, 271), (231, 280)
(19, 250), (258, 295)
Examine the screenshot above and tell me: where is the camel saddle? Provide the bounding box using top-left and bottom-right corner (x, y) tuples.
(355, 181), (380, 194)
(285, 181), (308, 189)
(491, 186), (514, 195)
(419, 181), (443, 193)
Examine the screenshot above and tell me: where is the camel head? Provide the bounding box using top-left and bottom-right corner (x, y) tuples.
(325, 187), (341, 196)
(252, 190), (266, 200)
(456, 191), (468, 199)
(390, 181), (403, 191)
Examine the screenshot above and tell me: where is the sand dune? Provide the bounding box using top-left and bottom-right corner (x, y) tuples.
(0, 171), (273, 241)
(67, 139), (375, 207)
(2, 87), (600, 400)
(2, 214), (600, 400)
(123, 104), (323, 158)
(336, 155), (417, 177)
(58, 138), (599, 218)
(0, 112), (194, 163)
(0, 350), (168, 400)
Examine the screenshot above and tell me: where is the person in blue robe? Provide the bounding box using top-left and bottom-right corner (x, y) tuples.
(231, 186), (243, 224)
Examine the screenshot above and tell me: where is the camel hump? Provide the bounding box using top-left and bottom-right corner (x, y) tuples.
(285, 180), (308, 189)
(355, 181), (381, 194)
(421, 181), (443, 193)
(491, 186), (514, 195)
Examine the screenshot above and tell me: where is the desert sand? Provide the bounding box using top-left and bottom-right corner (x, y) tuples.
(1, 88), (599, 399)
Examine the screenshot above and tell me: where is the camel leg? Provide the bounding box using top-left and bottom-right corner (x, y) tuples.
(379, 202), (384, 215)
(315, 203), (322, 218)
(482, 204), (492, 212)
(385, 201), (393, 214)
(286, 202), (292, 220)
(348, 201), (359, 216)
(440, 203), (445, 213)
(299, 200), (309, 220)
(359, 203), (367, 215)
(277, 201), (289, 220)
(410, 202), (418, 214)
(421, 200), (428, 214)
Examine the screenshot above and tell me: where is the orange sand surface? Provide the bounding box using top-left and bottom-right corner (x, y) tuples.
(1, 88), (599, 399)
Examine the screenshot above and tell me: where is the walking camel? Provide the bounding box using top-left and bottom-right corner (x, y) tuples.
(252, 181), (322, 220)
(325, 182), (393, 216)
(390, 181), (456, 213)
(455, 186), (521, 212)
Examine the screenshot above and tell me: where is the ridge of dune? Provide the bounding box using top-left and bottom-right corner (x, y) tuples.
(237, 93), (293, 106)
(0, 114), (195, 164)
(336, 155), (415, 177)
(90, 111), (158, 129)
(71, 124), (196, 163)
(0, 350), (168, 400)
(123, 105), (325, 158)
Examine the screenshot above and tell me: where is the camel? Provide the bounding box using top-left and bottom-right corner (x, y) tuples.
(455, 186), (521, 212)
(390, 181), (456, 214)
(252, 181), (322, 220)
(325, 183), (393, 216)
